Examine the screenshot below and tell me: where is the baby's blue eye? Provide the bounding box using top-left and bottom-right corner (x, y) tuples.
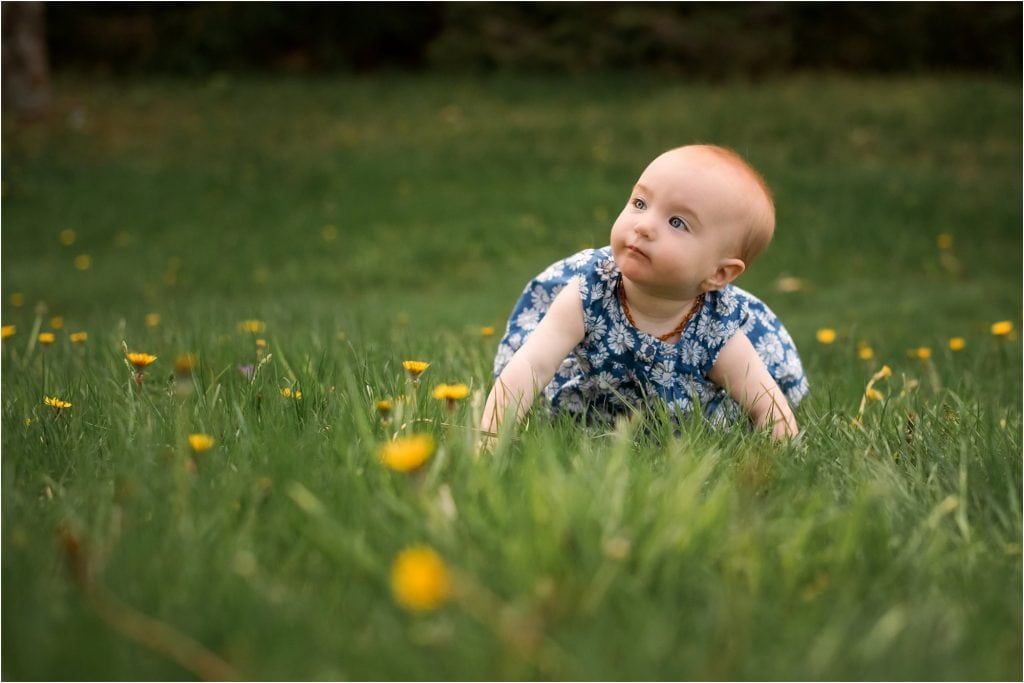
(669, 216), (689, 231)
(633, 198), (646, 210)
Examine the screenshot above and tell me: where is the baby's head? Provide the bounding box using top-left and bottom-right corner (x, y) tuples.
(611, 144), (778, 295)
(654, 144), (776, 267)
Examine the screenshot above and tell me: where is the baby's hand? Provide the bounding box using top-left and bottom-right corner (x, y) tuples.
(769, 417), (798, 443)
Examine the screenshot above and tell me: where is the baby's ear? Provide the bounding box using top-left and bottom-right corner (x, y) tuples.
(703, 258), (746, 291)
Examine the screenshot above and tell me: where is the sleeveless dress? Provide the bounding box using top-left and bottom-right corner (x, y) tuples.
(493, 247), (809, 425)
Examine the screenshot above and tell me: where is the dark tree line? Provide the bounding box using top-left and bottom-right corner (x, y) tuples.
(43, 2), (1021, 77)
(4, 2), (1020, 114)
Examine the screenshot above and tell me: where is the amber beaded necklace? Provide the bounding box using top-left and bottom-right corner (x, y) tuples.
(618, 282), (704, 343)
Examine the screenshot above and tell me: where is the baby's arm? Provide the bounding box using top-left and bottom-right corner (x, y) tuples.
(708, 332), (798, 441)
(481, 279), (585, 436)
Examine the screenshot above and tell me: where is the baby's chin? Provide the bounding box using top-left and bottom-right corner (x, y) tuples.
(613, 250), (654, 282)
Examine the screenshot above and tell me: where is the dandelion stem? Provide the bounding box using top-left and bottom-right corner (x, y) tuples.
(60, 530), (240, 681)
(25, 309), (43, 358)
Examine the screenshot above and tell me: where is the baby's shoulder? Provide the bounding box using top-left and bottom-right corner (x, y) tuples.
(563, 246), (613, 272)
(535, 247), (607, 283)
(707, 285), (791, 337)
(705, 284), (749, 320)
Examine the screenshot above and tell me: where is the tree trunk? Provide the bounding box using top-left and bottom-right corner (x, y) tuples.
(2, 1), (51, 117)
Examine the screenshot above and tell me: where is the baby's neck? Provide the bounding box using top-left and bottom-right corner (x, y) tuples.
(619, 278), (702, 336)
(618, 278), (700, 321)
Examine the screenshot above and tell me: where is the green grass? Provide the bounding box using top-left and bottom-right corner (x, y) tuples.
(2, 73), (1021, 680)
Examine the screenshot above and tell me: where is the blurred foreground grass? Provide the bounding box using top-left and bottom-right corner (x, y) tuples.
(1, 74), (1021, 680)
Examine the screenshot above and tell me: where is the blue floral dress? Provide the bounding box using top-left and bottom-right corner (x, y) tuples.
(494, 247), (808, 425)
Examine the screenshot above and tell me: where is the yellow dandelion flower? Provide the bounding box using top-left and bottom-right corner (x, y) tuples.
(127, 352), (158, 369)
(402, 360), (430, 378)
(59, 228), (77, 246)
(948, 337), (966, 352)
(379, 434), (435, 473)
(856, 364), (894, 422)
(240, 319), (266, 334)
(281, 387), (302, 400)
(2, 325), (15, 340)
(480, 326), (495, 337)
(432, 383), (470, 401)
(9, 293), (24, 307)
(991, 320), (1014, 337)
(145, 312), (161, 328)
(816, 328), (837, 345)
(37, 332), (55, 346)
(73, 254), (92, 271)
(188, 433), (216, 453)
(174, 353), (197, 374)
(390, 545), (451, 612)
(857, 344), (874, 360)
(433, 383), (470, 412)
(69, 331), (88, 343)
(377, 399), (393, 415)
(911, 347), (932, 360)
(50, 316), (64, 329)
(937, 233), (954, 250)
(255, 338), (267, 349)
(43, 396), (72, 409)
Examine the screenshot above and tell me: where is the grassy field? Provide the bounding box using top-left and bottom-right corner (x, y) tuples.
(2, 74), (1021, 680)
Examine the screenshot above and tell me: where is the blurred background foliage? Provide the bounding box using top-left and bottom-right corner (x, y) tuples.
(44, 2), (1021, 78)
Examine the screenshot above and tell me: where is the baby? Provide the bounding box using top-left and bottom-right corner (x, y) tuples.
(481, 144), (808, 441)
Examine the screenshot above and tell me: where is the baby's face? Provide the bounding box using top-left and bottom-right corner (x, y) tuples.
(609, 147), (752, 299)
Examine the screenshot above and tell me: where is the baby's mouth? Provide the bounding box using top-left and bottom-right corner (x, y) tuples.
(627, 244), (648, 259)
